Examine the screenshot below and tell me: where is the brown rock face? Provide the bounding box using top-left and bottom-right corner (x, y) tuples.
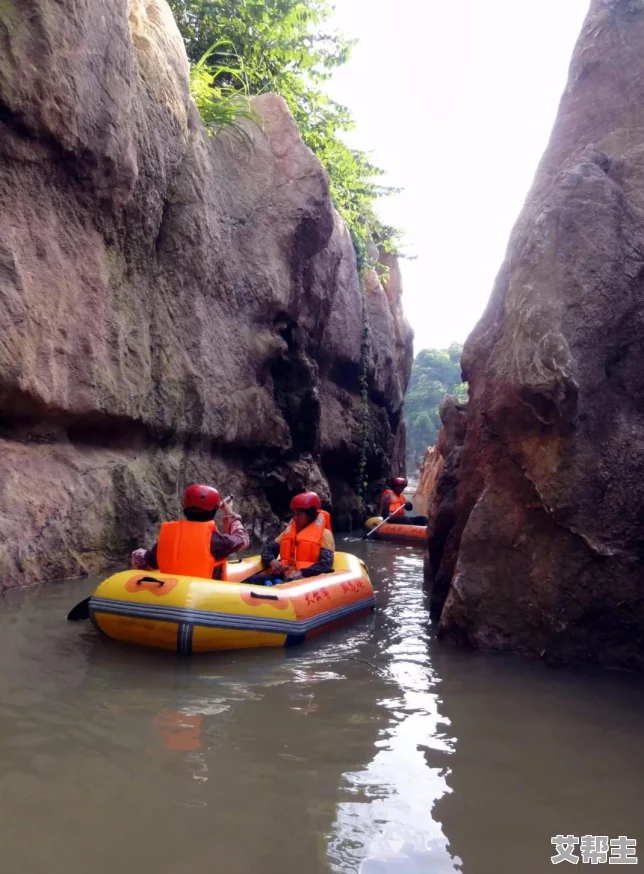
(420, 397), (468, 619)
(414, 395), (468, 516)
(429, 0), (644, 671)
(414, 446), (441, 516)
(0, 0), (411, 588)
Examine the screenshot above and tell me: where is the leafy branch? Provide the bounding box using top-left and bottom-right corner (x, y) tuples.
(169, 0), (402, 255)
(189, 39), (261, 146)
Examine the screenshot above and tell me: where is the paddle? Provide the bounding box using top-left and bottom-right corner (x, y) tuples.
(67, 597), (91, 621)
(364, 508), (402, 540)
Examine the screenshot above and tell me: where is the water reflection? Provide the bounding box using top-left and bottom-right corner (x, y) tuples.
(328, 544), (460, 873)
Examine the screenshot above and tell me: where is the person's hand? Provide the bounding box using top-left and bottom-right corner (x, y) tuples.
(221, 496), (234, 517)
(269, 559), (285, 574)
(284, 569), (302, 581)
(131, 548), (149, 570)
(405, 501), (413, 511)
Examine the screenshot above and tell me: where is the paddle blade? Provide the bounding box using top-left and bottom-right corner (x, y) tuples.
(67, 597), (91, 621)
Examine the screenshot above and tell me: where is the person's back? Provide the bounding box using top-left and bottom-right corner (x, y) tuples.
(131, 484), (249, 579)
(157, 518), (220, 578)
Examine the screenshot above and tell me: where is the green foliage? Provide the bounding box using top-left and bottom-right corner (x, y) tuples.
(168, 0), (400, 255)
(405, 343), (467, 471)
(189, 40), (260, 143)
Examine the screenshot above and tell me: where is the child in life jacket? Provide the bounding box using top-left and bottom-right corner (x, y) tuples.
(245, 491), (334, 586)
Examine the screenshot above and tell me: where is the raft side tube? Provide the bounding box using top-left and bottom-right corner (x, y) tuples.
(84, 552), (374, 653)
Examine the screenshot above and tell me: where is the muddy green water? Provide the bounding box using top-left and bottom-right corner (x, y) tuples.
(0, 536), (642, 874)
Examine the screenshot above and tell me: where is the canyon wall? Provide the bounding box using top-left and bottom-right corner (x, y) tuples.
(0, 0), (412, 588)
(426, 0), (644, 671)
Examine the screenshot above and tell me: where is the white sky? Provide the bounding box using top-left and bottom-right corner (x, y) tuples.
(326, 0), (591, 352)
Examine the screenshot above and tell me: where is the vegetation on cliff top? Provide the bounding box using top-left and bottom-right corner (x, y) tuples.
(169, 0), (400, 258)
(405, 344), (467, 471)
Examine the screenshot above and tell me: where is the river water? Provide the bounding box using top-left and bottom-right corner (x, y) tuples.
(0, 536), (642, 874)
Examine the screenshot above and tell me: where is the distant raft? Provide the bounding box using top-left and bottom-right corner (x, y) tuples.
(364, 516), (427, 545)
(83, 553), (375, 654)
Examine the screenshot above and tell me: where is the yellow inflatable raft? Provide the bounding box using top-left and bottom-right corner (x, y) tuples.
(83, 552), (375, 654)
(364, 516), (427, 544)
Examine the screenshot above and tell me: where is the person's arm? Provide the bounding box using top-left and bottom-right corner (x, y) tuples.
(131, 544), (158, 570)
(207, 497), (249, 560)
(300, 530), (335, 578)
(261, 530), (288, 573)
(211, 513), (250, 561)
(261, 533), (282, 567)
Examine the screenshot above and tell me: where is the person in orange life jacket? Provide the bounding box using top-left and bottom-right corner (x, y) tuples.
(380, 477), (428, 526)
(130, 484), (249, 580)
(244, 491), (335, 586)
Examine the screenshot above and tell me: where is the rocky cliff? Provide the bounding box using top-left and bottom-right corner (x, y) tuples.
(0, 0), (412, 589)
(427, 0), (644, 671)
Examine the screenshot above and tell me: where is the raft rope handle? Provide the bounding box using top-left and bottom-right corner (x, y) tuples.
(250, 591), (279, 601)
(136, 576), (166, 586)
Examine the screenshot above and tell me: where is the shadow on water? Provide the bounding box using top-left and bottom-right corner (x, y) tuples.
(0, 539), (643, 873)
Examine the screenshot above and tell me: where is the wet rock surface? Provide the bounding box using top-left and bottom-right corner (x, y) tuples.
(0, 0), (411, 588)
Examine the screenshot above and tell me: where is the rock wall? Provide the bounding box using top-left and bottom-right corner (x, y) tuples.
(414, 444), (444, 518)
(422, 396), (468, 620)
(414, 394), (468, 517)
(0, 0), (412, 589)
(427, 0), (644, 671)
(414, 446), (441, 514)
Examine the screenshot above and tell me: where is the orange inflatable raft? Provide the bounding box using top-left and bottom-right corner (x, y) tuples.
(75, 553), (375, 654)
(364, 516), (427, 545)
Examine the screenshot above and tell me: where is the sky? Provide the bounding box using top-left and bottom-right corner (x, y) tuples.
(325, 0), (591, 353)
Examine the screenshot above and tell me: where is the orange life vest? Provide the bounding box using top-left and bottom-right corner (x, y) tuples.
(381, 489), (405, 518)
(157, 520), (228, 580)
(279, 513), (327, 570)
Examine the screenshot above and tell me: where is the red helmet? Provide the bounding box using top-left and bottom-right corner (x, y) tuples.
(392, 477), (408, 487)
(290, 491), (321, 511)
(182, 484), (221, 512)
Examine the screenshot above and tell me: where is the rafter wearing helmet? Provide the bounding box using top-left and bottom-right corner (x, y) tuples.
(244, 491), (335, 586)
(129, 484), (250, 579)
(379, 477), (429, 526)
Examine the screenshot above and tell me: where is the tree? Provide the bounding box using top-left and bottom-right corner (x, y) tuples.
(168, 0), (399, 259)
(404, 343), (467, 471)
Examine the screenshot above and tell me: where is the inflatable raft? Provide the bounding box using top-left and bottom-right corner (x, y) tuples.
(364, 516), (427, 544)
(77, 552), (375, 654)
